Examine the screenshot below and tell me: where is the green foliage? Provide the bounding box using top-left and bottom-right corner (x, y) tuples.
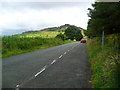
(2, 35), (73, 58)
(87, 34), (120, 88)
(87, 2), (120, 37)
(64, 25), (83, 41)
(56, 33), (68, 41)
(86, 2), (120, 88)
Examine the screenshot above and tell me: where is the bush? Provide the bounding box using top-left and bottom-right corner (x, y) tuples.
(56, 33), (68, 41)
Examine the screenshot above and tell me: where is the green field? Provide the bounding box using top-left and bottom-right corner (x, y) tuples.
(2, 25), (83, 58)
(21, 31), (64, 38)
(87, 34), (120, 88)
(2, 34), (73, 58)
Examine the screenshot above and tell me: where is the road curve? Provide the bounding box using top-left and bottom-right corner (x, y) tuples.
(2, 42), (91, 88)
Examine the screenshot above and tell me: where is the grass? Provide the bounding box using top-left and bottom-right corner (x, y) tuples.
(2, 35), (73, 58)
(22, 31), (64, 38)
(87, 34), (120, 88)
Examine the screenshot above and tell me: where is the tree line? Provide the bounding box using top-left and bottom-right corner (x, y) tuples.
(85, 2), (120, 37)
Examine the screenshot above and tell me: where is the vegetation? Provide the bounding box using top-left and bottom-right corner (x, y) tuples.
(56, 33), (68, 41)
(86, 2), (120, 88)
(21, 24), (84, 41)
(21, 31), (63, 38)
(22, 24), (71, 36)
(87, 34), (120, 88)
(2, 35), (73, 58)
(41, 24), (70, 32)
(86, 2), (120, 37)
(2, 24), (84, 58)
(64, 25), (83, 41)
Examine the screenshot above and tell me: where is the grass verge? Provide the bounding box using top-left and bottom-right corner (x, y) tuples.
(2, 35), (73, 58)
(87, 34), (120, 88)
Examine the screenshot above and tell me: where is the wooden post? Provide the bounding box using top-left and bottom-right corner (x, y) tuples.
(102, 30), (104, 49)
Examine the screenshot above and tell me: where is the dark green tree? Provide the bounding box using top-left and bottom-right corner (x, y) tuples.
(56, 33), (68, 41)
(65, 25), (83, 41)
(87, 2), (120, 37)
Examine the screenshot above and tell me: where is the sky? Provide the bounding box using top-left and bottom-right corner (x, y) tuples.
(0, 1), (94, 36)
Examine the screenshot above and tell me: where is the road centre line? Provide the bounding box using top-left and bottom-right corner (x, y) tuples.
(64, 52), (67, 54)
(30, 48), (75, 82)
(34, 54), (64, 78)
(16, 85), (20, 87)
(51, 59), (56, 64)
(59, 55), (63, 58)
(43, 65), (47, 69)
(17, 46), (78, 87)
(34, 67), (46, 77)
(16, 84), (20, 90)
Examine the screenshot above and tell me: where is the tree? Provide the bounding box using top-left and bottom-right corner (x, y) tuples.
(87, 2), (120, 37)
(56, 33), (68, 41)
(65, 25), (83, 41)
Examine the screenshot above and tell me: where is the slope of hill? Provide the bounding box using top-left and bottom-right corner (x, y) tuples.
(41, 24), (70, 32)
(21, 24), (84, 38)
(22, 24), (84, 34)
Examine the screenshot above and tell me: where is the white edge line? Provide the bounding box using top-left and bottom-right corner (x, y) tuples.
(59, 55), (63, 58)
(51, 60), (56, 64)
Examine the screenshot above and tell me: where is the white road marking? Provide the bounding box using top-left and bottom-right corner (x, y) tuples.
(64, 52), (67, 54)
(16, 85), (19, 87)
(59, 55), (63, 58)
(68, 50), (70, 52)
(34, 67), (46, 77)
(16, 88), (19, 90)
(43, 65), (47, 69)
(51, 60), (56, 64)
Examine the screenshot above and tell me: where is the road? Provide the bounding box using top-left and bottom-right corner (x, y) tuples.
(2, 42), (91, 88)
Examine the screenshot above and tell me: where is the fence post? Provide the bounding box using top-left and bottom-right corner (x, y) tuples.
(102, 30), (104, 49)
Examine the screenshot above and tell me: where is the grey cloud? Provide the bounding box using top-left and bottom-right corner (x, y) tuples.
(1, 2), (91, 10)
(0, 2), (92, 36)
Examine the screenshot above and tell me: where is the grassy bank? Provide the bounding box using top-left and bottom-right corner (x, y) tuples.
(2, 35), (73, 58)
(87, 34), (120, 88)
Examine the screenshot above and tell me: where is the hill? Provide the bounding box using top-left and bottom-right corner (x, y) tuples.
(41, 24), (70, 32)
(22, 24), (84, 34)
(21, 24), (84, 38)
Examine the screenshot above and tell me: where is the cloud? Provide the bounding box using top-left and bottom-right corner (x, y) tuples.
(0, 2), (92, 35)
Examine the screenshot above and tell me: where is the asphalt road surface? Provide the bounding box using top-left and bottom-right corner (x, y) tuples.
(2, 42), (91, 88)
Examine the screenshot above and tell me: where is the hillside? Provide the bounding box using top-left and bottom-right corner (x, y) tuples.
(22, 24), (84, 34)
(20, 24), (84, 38)
(41, 24), (70, 32)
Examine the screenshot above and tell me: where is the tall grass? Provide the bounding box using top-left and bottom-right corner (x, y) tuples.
(2, 35), (72, 58)
(87, 34), (120, 88)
